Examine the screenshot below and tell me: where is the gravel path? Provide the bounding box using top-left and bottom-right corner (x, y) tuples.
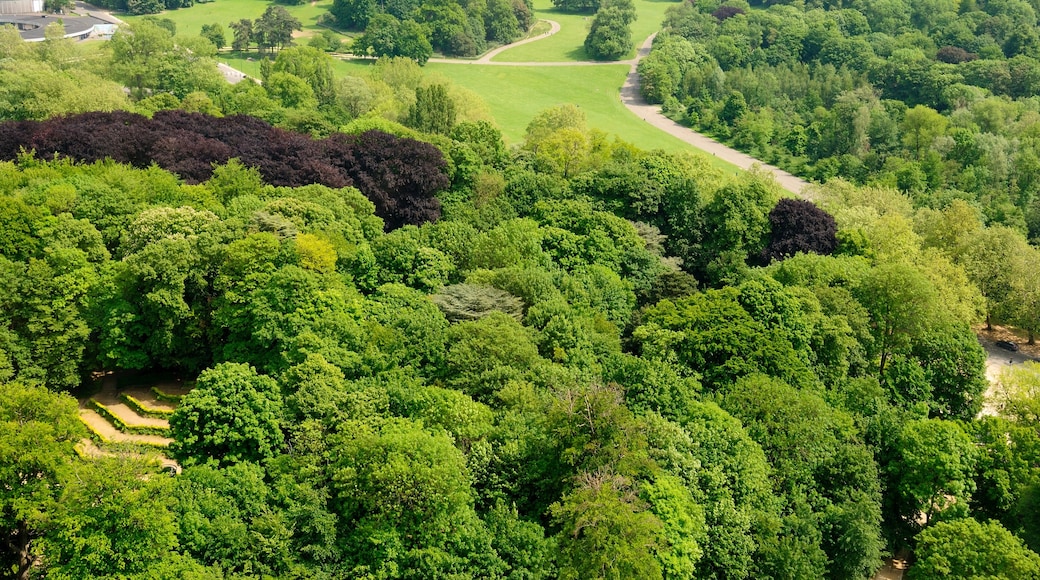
(619, 33), (811, 198)
(215, 20), (812, 196)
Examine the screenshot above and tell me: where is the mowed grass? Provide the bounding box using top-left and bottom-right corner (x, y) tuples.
(122, 0), (335, 37)
(424, 63), (740, 173)
(491, 0), (677, 62)
(210, 56), (737, 171)
(145, 0), (736, 170)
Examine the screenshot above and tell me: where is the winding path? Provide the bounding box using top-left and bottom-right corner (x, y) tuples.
(427, 25), (811, 196)
(217, 18), (811, 195)
(619, 34), (811, 197)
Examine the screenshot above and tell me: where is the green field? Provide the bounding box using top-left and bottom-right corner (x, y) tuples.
(491, 0), (677, 62)
(123, 0), (336, 37)
(141, 0), (735, 170)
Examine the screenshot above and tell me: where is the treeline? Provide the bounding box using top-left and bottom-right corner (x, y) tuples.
(4, 99), (1040, 578)
(639, 0), (1040, 241)
(332, 0), (534, 60)
(0, 111), (449, 229)
(0, 23), (495, 141)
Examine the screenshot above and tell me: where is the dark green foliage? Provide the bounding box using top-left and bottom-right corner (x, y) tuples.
(351, 14), (433, 64)
(584, 5), (633, 61)
(254, 5), (302, 53)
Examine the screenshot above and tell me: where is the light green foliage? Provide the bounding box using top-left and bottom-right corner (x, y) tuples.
(364, 283), (450, 374)
(552, 469), (665, 580)
(406, 84), (457, 135)
(432, 283), (525, 322)
(330, 417), (496, 575)
(443, 311), (544, 400)
(854, 261), (941, 378)
(999, 361), (1040, 427)
(0, 383), (83, 579)
(170, 362), (284, 466)
(635, 286), (818, 391)
(272, 46), (336, 106)
(892, 418), (977, 526)
(909, 519), (1040, 579)
(171, 461), (288, 576)
(43, 458), (182, 579)
(642, 473), (705, 579)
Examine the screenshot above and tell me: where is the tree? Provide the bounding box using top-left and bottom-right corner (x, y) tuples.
(761, 198), (838, 263)
(901, 105), (948, 160)
(485, 0), (521, 43)
(230, 19), (253, 51)
(200, 23), (226, 50)
(255, 5), (302, 53)
(909, 519), (1040, 579)
(331, 0), (377, 28)
(405, 84), (457, 134)
(854, 262), (940, 378)
(41, 458), (185, 578)
(109, 20), (174, 98)
(584, 5), (633, 61)
(0, 383), (83, 580)
(960, 225), (1031, 330)
(169, 362), (284, 466)
(272, 46), (336, 106)
(892, 418), (976, 528)
(551, 469), (665, 580)
(352, 14), (433, 64)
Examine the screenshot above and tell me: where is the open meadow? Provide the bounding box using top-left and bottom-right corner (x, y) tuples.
(490, 0), (676, 62)
(132, 0), (736, 169)
(122, 0), (335, 37)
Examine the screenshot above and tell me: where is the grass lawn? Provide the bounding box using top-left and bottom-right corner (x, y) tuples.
(491, 0), (677, 62)
(122, 0), (337, 37)
(424, 63), (739, 173)
(149, 0), (735, 171)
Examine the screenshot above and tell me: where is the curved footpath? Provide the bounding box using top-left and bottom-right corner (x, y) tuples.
(619, 33), (811, 197)
(217, 22), (811, 196)
(428, 26), (812, 196)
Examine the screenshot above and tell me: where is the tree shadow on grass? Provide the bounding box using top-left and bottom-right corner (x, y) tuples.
(565, 46), (589, 60)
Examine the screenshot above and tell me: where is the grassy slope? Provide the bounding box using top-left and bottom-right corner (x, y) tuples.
(122, 0), (335, 37)
(129, 0), (737, 170)
(491, 0), (676, 62)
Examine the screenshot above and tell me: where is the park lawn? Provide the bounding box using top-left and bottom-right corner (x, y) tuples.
(122, 0), (335, 37)
(491, 0), (678, 62)
(218, 55), (738, 171)
(424, 62), (740, 173)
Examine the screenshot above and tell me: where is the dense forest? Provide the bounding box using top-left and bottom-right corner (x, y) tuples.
(4, 1), (1040, 578)
(639, 0), (1040, 243)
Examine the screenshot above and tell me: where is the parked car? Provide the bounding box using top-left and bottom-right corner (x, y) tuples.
(996, 340), (1020, 352)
